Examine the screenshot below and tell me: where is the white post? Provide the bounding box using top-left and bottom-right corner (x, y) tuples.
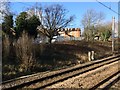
(88, 51), (91, 61)
(112, 17), (115, 53)
(91, 51), (94, 60)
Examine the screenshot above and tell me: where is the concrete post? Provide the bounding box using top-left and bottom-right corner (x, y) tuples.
(112, 17), (115, 53)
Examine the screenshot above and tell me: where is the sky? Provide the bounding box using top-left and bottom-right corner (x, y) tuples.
(10, 2), (119, 32)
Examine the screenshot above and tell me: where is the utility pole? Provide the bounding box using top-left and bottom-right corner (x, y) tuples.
(112, 16), (115, 54)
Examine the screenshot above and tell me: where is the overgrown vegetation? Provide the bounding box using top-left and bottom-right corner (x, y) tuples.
(95, 23), (112, 41)
(1, 2), (119, 82)
(14, 32), (36, 72)
(2, 32), (44, 81)
(3, 32), (116, 81)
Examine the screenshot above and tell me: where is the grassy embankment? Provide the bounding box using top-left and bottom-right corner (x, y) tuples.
(2, 34), (120, 81)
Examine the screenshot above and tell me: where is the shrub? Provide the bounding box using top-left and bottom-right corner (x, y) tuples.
(14, 32), (36, 72)
(2, 35), (10, 63)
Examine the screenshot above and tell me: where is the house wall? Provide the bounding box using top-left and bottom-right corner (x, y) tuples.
(58, 28), (81, 38)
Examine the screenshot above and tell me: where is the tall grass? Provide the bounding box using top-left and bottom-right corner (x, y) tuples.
(2, 35), (10, 63)
(14, 32), (36, 72)
(2, 33), (113, 81)
(2, 32), (45, 81)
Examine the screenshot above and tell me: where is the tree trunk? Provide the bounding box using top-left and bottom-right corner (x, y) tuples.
(49, 38), (52, 44)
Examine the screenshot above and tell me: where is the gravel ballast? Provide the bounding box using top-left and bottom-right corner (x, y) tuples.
(46, 61), (119, 89)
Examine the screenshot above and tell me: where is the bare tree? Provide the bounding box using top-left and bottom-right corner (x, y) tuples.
(81, 9), (105, 41)
(37, 4), (74, 43)
(0, 0), (11, 22)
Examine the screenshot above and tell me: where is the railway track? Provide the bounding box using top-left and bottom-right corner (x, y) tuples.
(47, 60), (119, 89)
(110, 77), (120, 89)
(89, 66), (119, 90)
(2, 54), (120, 89)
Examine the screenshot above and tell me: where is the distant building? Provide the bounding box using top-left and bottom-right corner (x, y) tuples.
(58, 28), (81, 38)
(57, 28), (81, 41)
(36, 27), (81, 43)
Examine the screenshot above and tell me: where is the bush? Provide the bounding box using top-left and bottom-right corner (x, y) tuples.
(2, 35), (10, 63)
(14, 32), (36, 72)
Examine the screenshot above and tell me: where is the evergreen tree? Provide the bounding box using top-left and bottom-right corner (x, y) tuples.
(27, 15), (40, 37)
(15, 12), (28, 37)
(2, 14), (13, 37)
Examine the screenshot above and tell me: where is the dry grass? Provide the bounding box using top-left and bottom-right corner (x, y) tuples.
(14, 32), (36, 72)
(2, 32), (44, 81)
(2, 37), (115, 81)
(2, 35), (10, 62)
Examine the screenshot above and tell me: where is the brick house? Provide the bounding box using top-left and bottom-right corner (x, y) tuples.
(58, 28), (81, 38)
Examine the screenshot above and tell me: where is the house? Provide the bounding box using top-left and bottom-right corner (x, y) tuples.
(36, 27), (81, 43)
(57, 28), (81, 41)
